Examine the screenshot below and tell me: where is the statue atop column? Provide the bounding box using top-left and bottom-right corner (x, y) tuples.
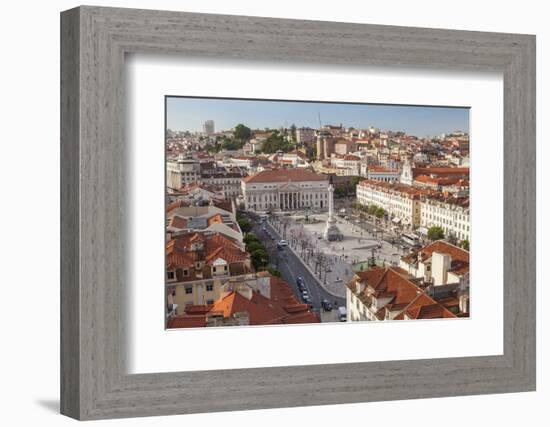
(323, 184), (343, 241)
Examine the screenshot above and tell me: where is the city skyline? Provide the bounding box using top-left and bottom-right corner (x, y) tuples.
(167, 96), (470, 138)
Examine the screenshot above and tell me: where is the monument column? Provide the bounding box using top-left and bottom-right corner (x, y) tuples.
(328, 186), (334, 218)
(323, 184), (341, 241)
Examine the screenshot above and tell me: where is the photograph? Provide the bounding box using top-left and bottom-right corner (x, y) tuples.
(165, 97), (470, 328)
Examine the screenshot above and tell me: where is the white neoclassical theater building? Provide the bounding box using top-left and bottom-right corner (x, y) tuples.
(241, 169), (330, 212)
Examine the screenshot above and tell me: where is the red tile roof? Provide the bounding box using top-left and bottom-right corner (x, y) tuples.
(414, 175), (460, 186)
(243, 168), (327, 183)
(167, 315), (207, 328)
(182, 275), (319, 327)
(368, 166), (399, 173)
(167, 232), (249, 269)
(347, 266), (457, 320)
(166, 200), (191, 212)
(168, 215), (188, 230)
(394, 293), (456, 320)
(211, 199), (233, 213)
(402, 240), (469, 276)
(412, 166), (469, 179)
(358, 179), (435, 199)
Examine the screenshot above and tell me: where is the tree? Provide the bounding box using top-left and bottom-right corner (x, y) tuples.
(261, 130), (291, 154)
(459, 239), (470, 251)
(250, 248), (269, 270)
(290, 123), (297, 143)
(245, 241), (264, 254)
(375, 207), (386, 219)
(427, 226), (445, 241)
(306, 145), (317, 161)
(349, 176), (362, 188)
(334, 186), (346, 198)
(243, 232), (260, 245)
(234, 123), (251, 142)
(237, 216), (252, 233)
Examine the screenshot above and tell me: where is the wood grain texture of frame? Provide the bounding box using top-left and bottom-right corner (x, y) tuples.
(60, 5), (536, 420)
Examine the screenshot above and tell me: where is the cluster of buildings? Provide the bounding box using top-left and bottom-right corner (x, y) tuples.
(346, 240), (469, 321)
(166, 118), (470, 325)
(167, 153), (248, 199)
(165, 154), (321, 328)
(165, 197), (320, 327)
(356, 161), (470, 242)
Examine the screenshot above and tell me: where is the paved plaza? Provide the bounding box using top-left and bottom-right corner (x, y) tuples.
(270, 212), (406, 298)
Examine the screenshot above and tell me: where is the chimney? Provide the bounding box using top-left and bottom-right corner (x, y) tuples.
(459, 294), (469, 314)
(431, 252), (451, 286)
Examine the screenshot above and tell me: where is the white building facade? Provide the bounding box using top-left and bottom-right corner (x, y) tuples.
(201, 171), (246, 199)
(166, 155), (201, 190)
(419, 197), (470, 241)
(366, 166), (400, 183)
(242, 169), (330, 212)
(356, 180), (425, 227)
(331, 155), (361, 176)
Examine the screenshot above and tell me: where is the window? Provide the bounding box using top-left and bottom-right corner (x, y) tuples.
(206, 284), (214, 292)
(185, 286), (193, 294)
(167, 271), (175, 280)
(206, 299), (214, 305)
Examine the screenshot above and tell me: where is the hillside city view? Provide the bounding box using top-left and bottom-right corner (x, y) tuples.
(165, 97), (470, 328)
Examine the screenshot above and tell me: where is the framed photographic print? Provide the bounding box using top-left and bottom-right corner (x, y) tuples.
(61, 6), (536, 420)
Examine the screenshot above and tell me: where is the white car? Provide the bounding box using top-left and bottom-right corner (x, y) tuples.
(277, 240), (288, 247)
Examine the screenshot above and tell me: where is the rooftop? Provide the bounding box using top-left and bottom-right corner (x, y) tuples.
(168, 274), (319, 328)
(243, 168), (327, 184)
(402, 240), (470, 276)
(347, 266), (457, 320)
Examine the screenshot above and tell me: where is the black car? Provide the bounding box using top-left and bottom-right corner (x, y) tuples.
(321, 299), (333, 311)
(296, 276), (304, 285)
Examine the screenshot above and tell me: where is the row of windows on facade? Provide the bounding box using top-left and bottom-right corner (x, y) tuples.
(359, 193), (468, 220)
(423, 215), (470, 230)
(183, 283), (215, 294)
(167, 265), (228, 281)
(247, 192), (327, 203)
(250, 184), (325, 189)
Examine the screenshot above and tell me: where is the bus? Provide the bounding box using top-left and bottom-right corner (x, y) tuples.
(402, 233), (420, 247)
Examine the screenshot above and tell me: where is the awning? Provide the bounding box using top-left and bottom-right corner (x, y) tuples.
(392, 217), (401, 224)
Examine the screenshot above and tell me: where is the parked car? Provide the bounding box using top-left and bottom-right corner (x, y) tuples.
(302, 294), (311, 304)
(337, 306), (347, 322)
(296, 276), (304, 285)
(321, 299), (333, 311)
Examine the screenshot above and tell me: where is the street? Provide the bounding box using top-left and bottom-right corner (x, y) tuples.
(248, 215), (346, 321)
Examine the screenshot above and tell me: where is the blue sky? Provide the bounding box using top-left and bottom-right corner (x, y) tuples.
(166, 96), (469, 138)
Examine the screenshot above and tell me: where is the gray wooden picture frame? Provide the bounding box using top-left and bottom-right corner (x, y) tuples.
(60, 5), (536, 421)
